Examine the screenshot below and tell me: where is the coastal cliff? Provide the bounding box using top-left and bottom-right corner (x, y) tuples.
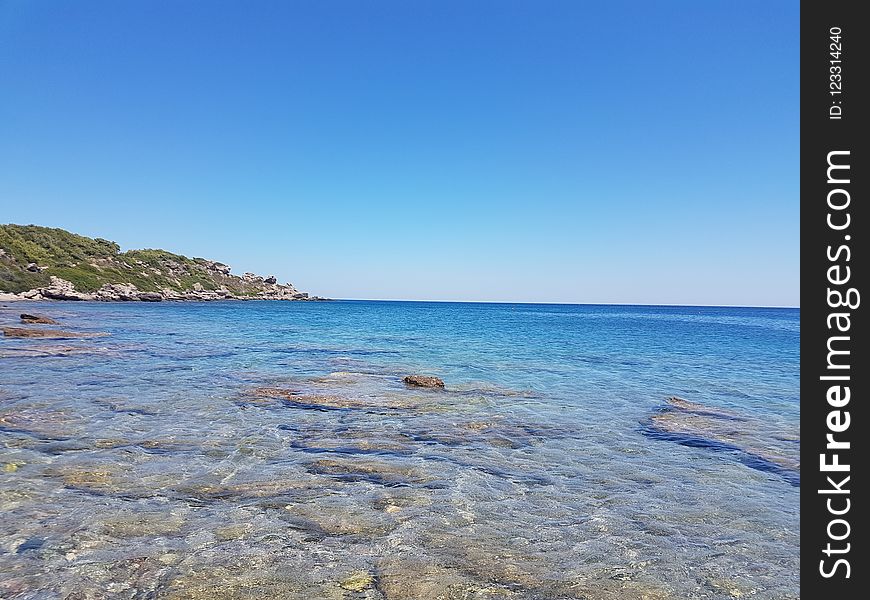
(0, 224), (322, 302)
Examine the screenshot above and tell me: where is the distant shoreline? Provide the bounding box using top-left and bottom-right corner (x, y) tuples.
(0, 293), (330, 303)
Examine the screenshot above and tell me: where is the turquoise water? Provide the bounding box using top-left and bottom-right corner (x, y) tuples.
(0, 301), (799, 599)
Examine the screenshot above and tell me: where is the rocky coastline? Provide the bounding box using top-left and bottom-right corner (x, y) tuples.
(0, 224), (327, 302)
(0, 274), (326, 303)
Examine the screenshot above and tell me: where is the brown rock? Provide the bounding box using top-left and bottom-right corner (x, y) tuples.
(20, 313), (59, 325)
(1, 327), (107, 339)
(403, 375), (445, 389)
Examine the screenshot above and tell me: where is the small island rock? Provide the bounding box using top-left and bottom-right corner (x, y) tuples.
(403, 375), (445, 389)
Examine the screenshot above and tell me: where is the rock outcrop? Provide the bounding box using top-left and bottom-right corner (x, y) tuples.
(403, 375), (445, 389)
(40, 276), (91, 301)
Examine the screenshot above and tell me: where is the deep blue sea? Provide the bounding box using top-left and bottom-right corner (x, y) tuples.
(0, 300), (799, 599)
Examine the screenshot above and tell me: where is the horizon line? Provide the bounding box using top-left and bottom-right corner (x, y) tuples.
(324, 298), (800, 310)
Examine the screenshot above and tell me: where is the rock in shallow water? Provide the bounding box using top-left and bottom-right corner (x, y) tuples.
(243, 386), (416, 411)
(101, 511), (186, 538)
(1, 327), (107, 339)
(0, 344), (115, 358)
(644, 396), (800, 485)
(375, 555), (516, 600)
(338, 571), (374, 592)
(19, 313), (59, 325)
(307, 457), (432, 486)
(403, 375), (445, 388)
(280, 494), (401, 539)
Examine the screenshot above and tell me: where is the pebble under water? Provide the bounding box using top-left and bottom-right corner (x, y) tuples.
(0, 300), (799, 599)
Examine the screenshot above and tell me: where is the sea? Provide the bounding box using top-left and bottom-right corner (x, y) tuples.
(0, 300), (800, 599)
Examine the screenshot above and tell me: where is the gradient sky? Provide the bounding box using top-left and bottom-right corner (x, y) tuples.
(0, 1), (799, 305)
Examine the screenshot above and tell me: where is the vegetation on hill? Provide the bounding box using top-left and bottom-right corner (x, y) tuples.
(0, 224), (287, 297)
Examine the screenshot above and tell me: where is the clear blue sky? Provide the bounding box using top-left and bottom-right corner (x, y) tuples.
(0, 1), (798, 306)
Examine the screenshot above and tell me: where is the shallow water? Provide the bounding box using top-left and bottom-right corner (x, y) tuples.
(0, 300), (799, 599)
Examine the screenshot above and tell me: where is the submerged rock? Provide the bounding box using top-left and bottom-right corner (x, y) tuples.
(102, 512), (186, 538)
(213, 523), (251, 542)
(20, 313), (59, 325)
(161, 565), (307, 600)
(375, 555), (515, 600)
(1, 327), (107, 339)
(403, 375), (445, 389)
(244, 387), (415, 411)
(52, 466), (128, 492)
(307, 457), (431, 486)
(339, 571), (374, 592)
(177, 477), (320, 503)
(0, 408), (84, 440)
(245, 387), (356, 410)
(644, 396), (800, 485)
(285, 429), (415, 456)
(281, 496), (400, 538)
(0, 344), (114, 358)
(662, 396), (742, 419)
